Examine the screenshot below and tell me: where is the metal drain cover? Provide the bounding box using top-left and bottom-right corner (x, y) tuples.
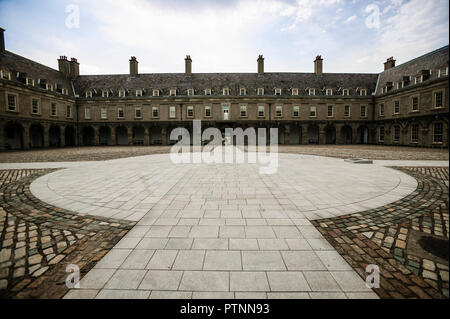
(418, 236), (449, 260)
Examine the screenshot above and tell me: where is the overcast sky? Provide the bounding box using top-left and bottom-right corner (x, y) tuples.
(0, 0), (448, 75)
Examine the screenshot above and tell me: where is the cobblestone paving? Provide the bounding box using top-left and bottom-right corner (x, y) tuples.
(312, 167), (449, 299)
(0, 145), (448, 163)
(0, 169), (135, 298)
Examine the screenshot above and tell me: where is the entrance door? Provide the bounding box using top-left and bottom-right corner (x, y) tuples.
(223, 106), (230, 120)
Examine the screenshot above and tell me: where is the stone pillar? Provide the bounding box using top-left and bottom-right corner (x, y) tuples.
(161, 127), (167, 145)
(110, 125), (116, 145)
(127, 126), (133, 145)
(93, 126), (100, 146)
(301, 125), (308, 144)
(401, 127), (408, 146)
(23, 123), (30, 150)
(0, 121), (4, 151)
(352, 125), (359, 144)
(43, 124), (50, 148)
(144, 127), (150, 146)
(334, 124), (344, 145)
(60, 125), (66, 147)
(319, 124), (326, 145)
(284, 124), (290, 145)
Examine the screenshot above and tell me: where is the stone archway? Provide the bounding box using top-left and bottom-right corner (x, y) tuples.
(357, 125), (369, 144)
(99, 126), (111, 145)
(307, 125), (319, 144)
(65, 126), (76, 146)
(4, 122), (24, 150)
(289, 126), (302, 145)
(340, 125), (352, 145)
(324, 125), (336, 144)
(150, 127), (162, 145)
(132, 126), (145, 145)
(49, 125), (61, 147)
(82, 126), (95, 146)
(116, 126), (128, 145)
(30, 124), (44, 148)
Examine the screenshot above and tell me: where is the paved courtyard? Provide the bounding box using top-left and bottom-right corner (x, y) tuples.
(0, 149), (448, 299)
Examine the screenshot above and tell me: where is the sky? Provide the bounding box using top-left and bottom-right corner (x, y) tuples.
(0, 0), (448, 75)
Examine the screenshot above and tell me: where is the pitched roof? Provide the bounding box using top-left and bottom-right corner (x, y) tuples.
(72, 72), (379, 97)
(376, 45), (449, 95)
(0, 50), (74, 96)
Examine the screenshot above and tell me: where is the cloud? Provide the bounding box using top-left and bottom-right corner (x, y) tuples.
(344, 15), (356, 23)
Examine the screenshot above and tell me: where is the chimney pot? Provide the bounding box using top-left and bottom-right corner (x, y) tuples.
(130, 56), (138, 76)
(384, 57), (396, 70)
(257, 55), (264, 75)
(185, 55), (192, 75)
(314, 55), (323, 75)
(69, 57), (80, 77)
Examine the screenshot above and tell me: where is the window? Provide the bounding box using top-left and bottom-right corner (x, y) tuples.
(394, 101), (400, 114)
(31, 99), (40, 114)
(223, 88), (230, 96)
(1, 70), (11, 80)
(414, 76), (422, 84)
(187, 106), (194, 117)
(86, 91), (92, 98)
(240, 105), (247, 117)
(344, 105), (350, 117)
(169, 89), (177, 96)
(7, 94), (17, 111)
(393, 125), (400, 142)
(342, 89), (349, 96)
(258, 106), (265, 117)
(308, 88), (315, 96)
(257, 88), (264, 96)
(240, 88), (247, 96)
(310, 106), (317, 117)
(153, 89), (160, 97)
(435, 91), (443, 108)
(411, 124), (419, 143)
(327, 105), (333, 117)
(187, 89), (194, 96)
(49, 103), (56, 116)
(275, 106), (282, 117)
(85, 107), (91, 119)
(204, 88), (211, 96)
(26, 78), (34, 86)
(433, 123), (443, 143)
(360, 105), (367, 117)
(411, 96), (419, 111)
(101, 107), (107, 119)
(438, 67), (448, 77)
(396, 82), (401, 90)
(292, 88), (299, 96)
(293, 106), (299, 117)
(136, 90), (143, 97)
(379, 126), (385, 142)
(326, 89), (333, 96)
(46, 83), (53, 91)
(382, 87), (387, 94)
(169, 106), (176, 118)
(66, 105), (72, 118)
(360, 89), (367, 96)
(118, 90), (126, 98)
(205, 106), (211, 117)
(118, 107), (124, 118)
(274, 88), (281, 96)
(379, 104), (385, 116)
(102, 90), (109, 97)
(135, 107), (142, 118)
(62, 88), (68, 95)
(152, 107), (159, 118)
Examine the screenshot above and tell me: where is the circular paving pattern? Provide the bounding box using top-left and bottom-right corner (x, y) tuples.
(30, 153), (417, 221)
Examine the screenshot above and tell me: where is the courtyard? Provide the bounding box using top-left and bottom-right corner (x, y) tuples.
(0, 146), (448, 299)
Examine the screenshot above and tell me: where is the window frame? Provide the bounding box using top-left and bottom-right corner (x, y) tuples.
(1, 70), (11, 80)
(187, 88), (194, 96)
(257, 88), (264, 96)
(118, 90), (126, 98)
(169, 89), (177, 97)
(50, 102), (57, 117)
(360, 105), (367, 118)
(438, 67), (448, 77)
(86, 91), (93, 98)
(31, 98), (40, 115)
(152, 106), (159, 118)
(204, 88), (212, 96)
(102, 90), (109, 98)
(169, 105), (176, 118)
(136, 89), (143, 97)
(308, 88), (315, 96)
(342, 89), (349, 96)
(240, 105), (247, 117)
(153, 89), (160, 97)
(84, 106), (91, 119)
(222, 88), (230, 96)
(187, 105), (194, 118)
(326, 89), (333, 96)
(327, 105), (333, 118)
(309, 106), (317, 118)
(291, 88), (299, 96)
(293, 105), (300, 117)
(393, 101), (400, 114)
(393, 125), (400, 142)
(26, 78), (35, 86)
(411, 124), (419, 143)
(379, 104), (385, 116)
(411, 96), (419, 112)
(257, 105), (265, 117)
(275, 105), (282, 117)
(240, 88), (247, 96)
(117, 107), (125, 119)
(433, 90), (444, 109)
(344, 105), (350, 117)
(66, 105), (72, 118)
(135, 106), (142, 118)
(432, 122), (443, 144)
(6, 93), (18, 112)
(360, 89), (367, 96)
(274, 88), (282, 96)
(101, 107), (108, 119)
(204, 105), (211, 118)
(379, 126), (385, 142)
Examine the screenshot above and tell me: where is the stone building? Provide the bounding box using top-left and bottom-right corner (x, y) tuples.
(0, 28), (448, 150)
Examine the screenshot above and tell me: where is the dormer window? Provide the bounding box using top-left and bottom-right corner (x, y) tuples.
(308, 88), (315, 96)
(1, 70), (11, 80)
(62, 88), (69, 95)
(153, 89), (160, 97)
(291, 88), (299, 96)
(169, 88), (177, 96)
(102, 90), (109, 97)
(46, 83), (53, 91)
(86, 91), (93, 98)
(360, 89), (367, 96)
(26, 78), (34, 86)
(240, 88), (247, 96)
(342, 89), (349, 96)
(118, 90), (126, 98)
(325, 89), (333, 96)
(187, 88), (194, 96)
(257, 88), (264, 96)
(204, 88), (212, 96)
(274, 88), (282, 96)
(136, 89), (143, 97)
(223, 88), (230, 96)
(414, 75), (423, 84)
(438, 67), (448, 77)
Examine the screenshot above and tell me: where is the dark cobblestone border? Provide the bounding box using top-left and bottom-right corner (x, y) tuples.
(0, 169), (135, 299)
(312, 167), (449, 299)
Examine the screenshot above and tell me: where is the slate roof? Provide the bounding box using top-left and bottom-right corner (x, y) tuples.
(0, 50), (74, 96)
(376, 45), (449, 96)
(72, 72), (379, 98)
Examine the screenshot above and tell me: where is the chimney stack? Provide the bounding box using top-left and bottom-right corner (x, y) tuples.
(69, 57), (80, 77)
(314, 55), (323, 75)
(384, 57), (396, 71)
(130, 56), (138, 76)
(257, 55), (264, 75)
(0, 27), (5, 52)
(185, 55), (192, 76)
(58, 56), (70, 77)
